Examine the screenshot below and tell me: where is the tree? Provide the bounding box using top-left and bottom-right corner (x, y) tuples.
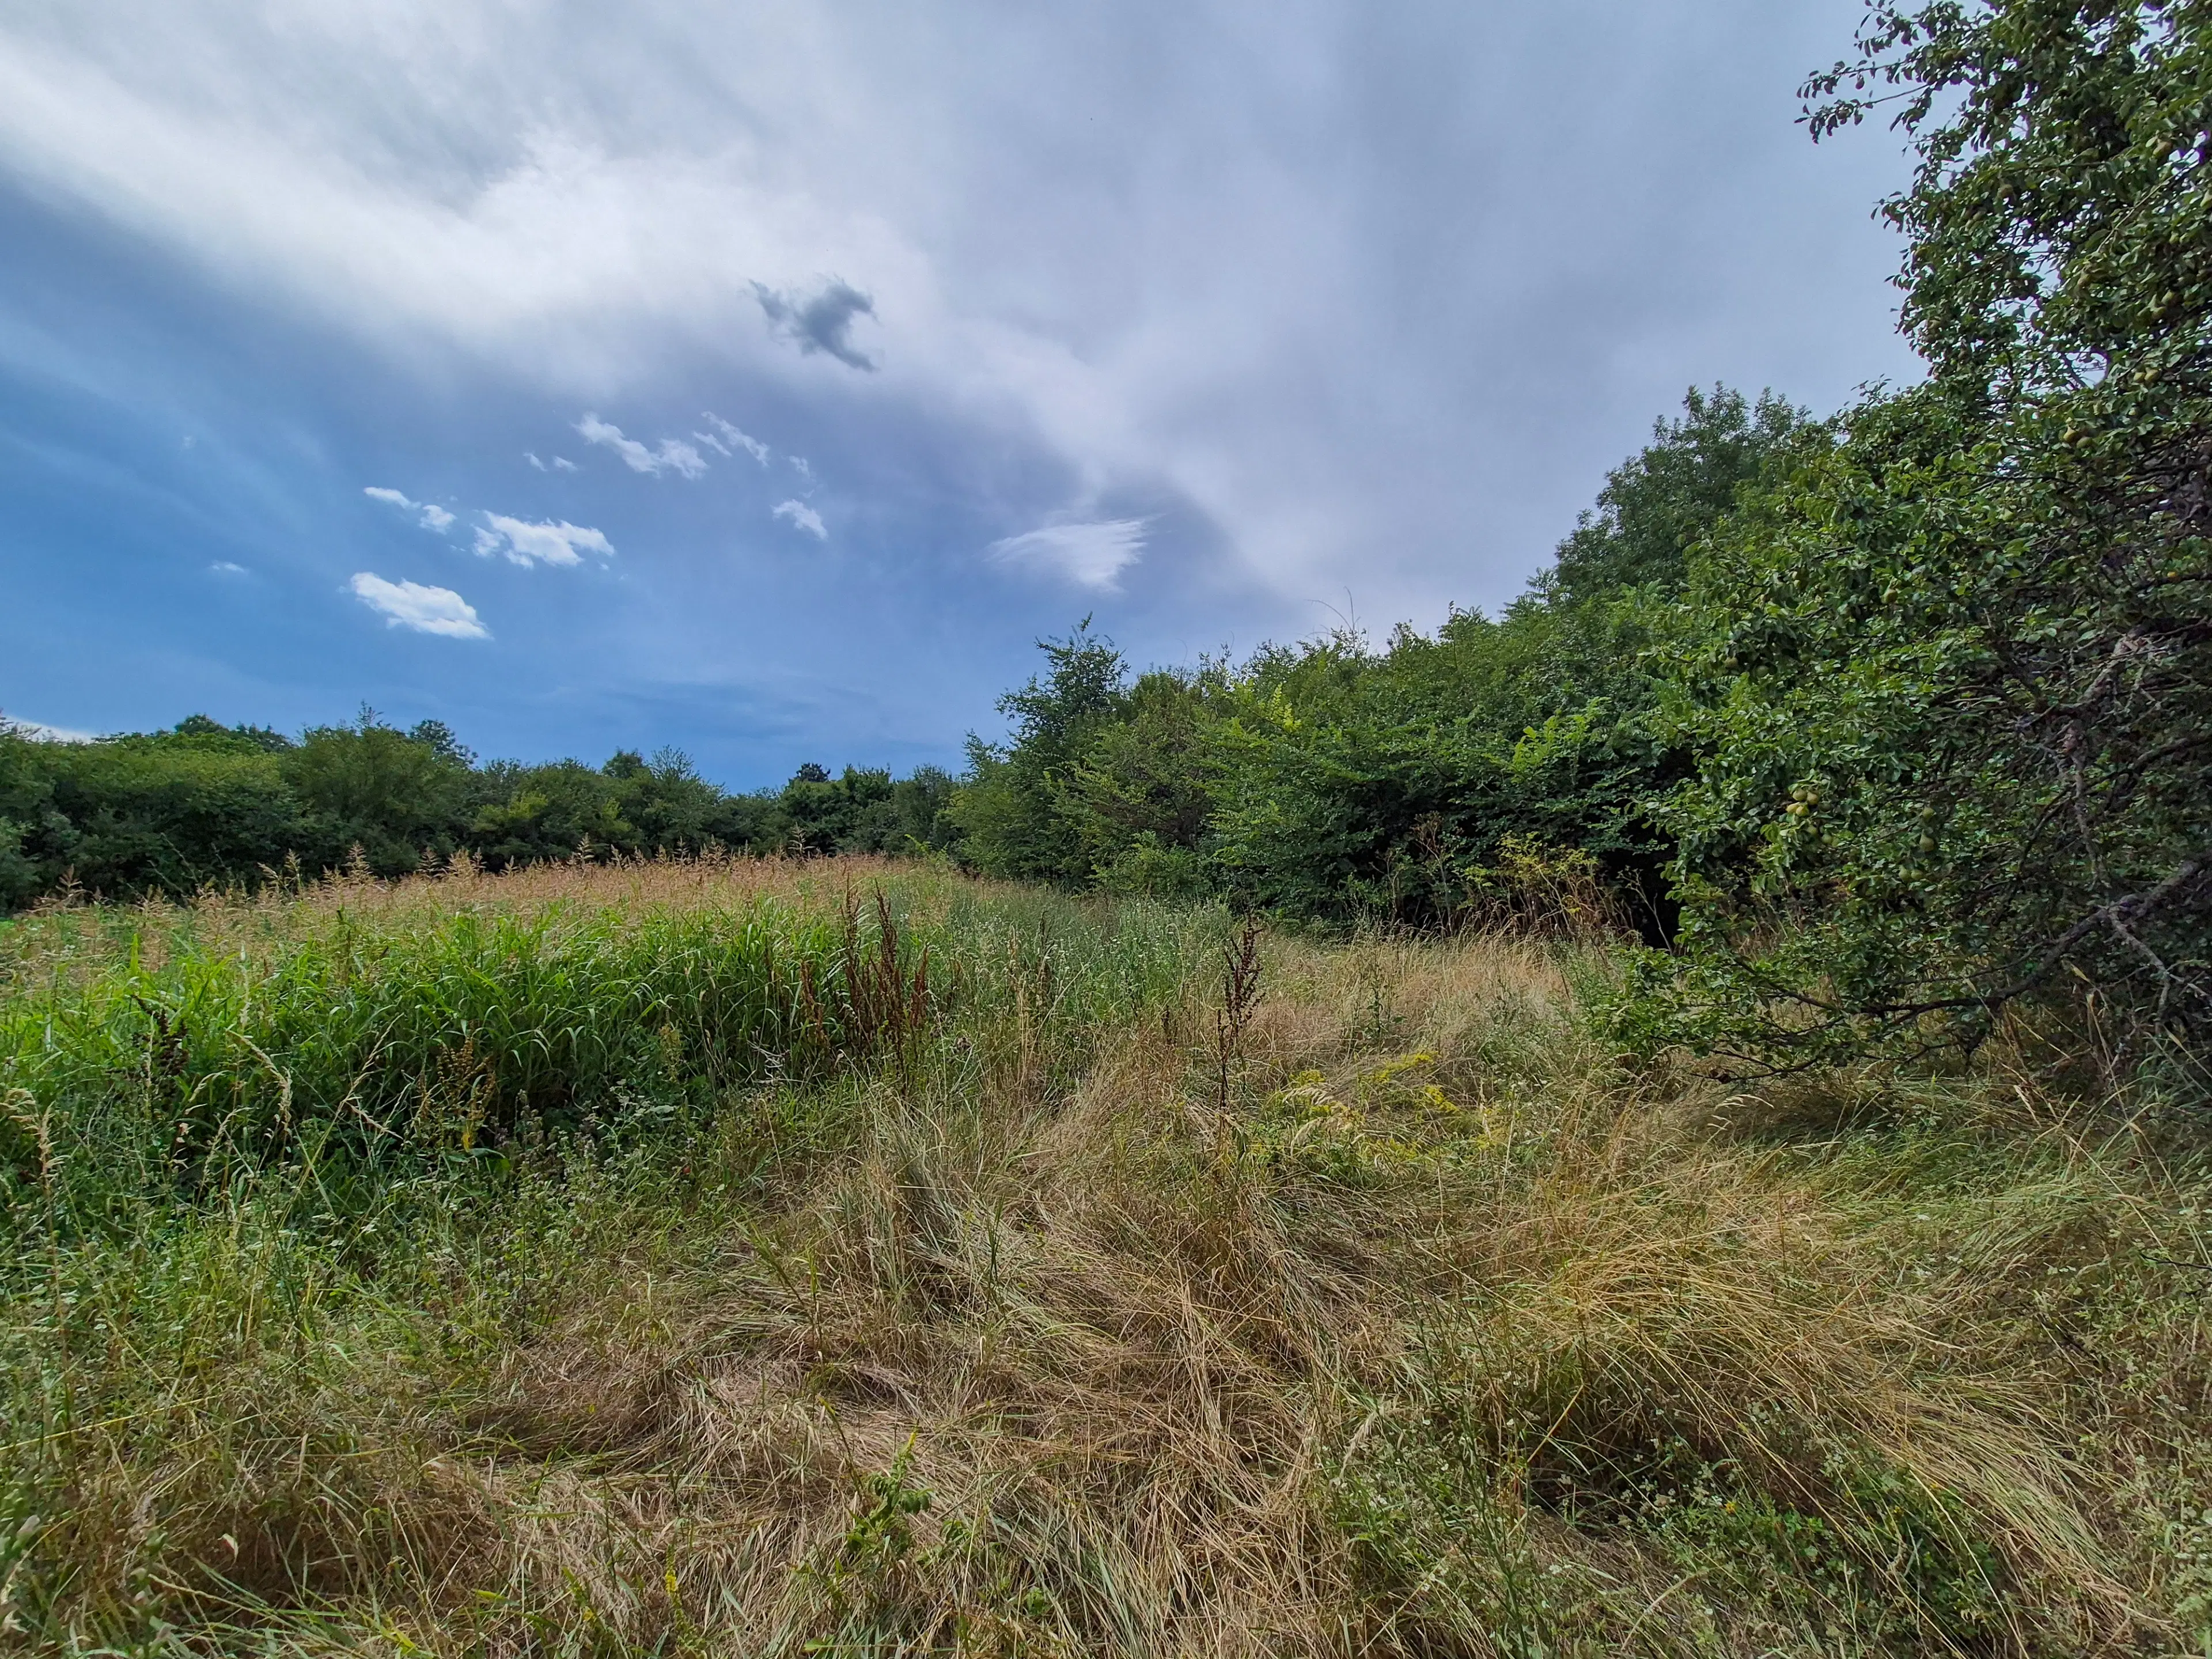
(949, 623), (1130, 882)
(1545, 386), (1809, 605)
(1056, 669), (1220, 896)
(1199, 391), (1806, 929)
(774, 765), (896, 855)
(286, 712), (469, 875)
(36, 734), (307, 897)
(1640, 1), (2212, 1067)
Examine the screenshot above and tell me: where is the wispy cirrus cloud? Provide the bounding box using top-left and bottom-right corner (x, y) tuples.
(525, 451), (579, 472)
(773, 499), (827, 539)
(348, 572), (489, 638)
(990, 518), (1149, 590)
(575, 414), (707, 478)
(364, 485), (456, 533)
(473, 512), (615, 567)
(0, 711), (98, 742)
(697, 412), (768, 464)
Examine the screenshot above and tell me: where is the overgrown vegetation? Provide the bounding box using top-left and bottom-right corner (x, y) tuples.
(5, 11), (2210, 1643)
(2, 859), (2209, 1654)
(10, 5), (2206, 1084)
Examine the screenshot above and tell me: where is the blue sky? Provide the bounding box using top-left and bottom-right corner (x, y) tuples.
(0, 1), (1922, 787)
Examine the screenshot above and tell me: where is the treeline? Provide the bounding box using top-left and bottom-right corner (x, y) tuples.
(0, 718), (956, 907)
(952, 385), (1801, 935)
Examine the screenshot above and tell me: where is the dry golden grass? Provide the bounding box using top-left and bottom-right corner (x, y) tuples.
(5, 866), (2211, 1655)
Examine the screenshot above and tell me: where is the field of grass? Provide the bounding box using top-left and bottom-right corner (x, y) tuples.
(3, 855), (2210, 1656)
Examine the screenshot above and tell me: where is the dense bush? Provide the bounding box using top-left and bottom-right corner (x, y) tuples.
(953, 388), (1809, 935)
(1640, 0), (2212, 1067)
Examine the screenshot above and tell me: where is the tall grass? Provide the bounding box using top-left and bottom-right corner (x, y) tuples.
(2, 857), (2209, 1654)
(0, 861), (1215, 1240)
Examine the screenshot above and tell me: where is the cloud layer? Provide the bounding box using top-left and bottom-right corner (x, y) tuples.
(0, 1), (1919, 636)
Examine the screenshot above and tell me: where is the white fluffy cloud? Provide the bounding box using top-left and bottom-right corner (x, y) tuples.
(575, 415), (708, 479)
(989, 519), (1147, 590)
(348, 572), (489, 638)
(473, 512), (616, 567)
(364, 485), (456, 533)
(773, 499), (827, 540)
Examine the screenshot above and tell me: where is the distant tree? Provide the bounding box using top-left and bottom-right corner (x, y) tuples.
(889, 766), (963, 854)
(774, 764), (895, 855)
(610, 747), (733, 853)
(168, 714), (294, 753)
(1544, 386), (1810, 605)
(949, 622), (1129, 882)
(0, 706), (963, 910)
(37, 738), (307, 897)
(287, 713), (468, 875)
(0, 729), (60, 906)
(408, 719), (475, 767)
(1055, 669), (1219, 896)
(465, 759), (631, 868)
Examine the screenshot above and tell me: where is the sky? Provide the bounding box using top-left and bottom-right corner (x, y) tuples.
(0, 1), (1923, 787)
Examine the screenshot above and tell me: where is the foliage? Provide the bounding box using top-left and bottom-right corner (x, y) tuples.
(949, 620), (1134, 884)
(9, 723), (310, 899)
(1631, 0), (2212, 1066)
(291, 711), (472, 875)
(954, 391), (1809, 930)
(1544, 384), (1811, 604)
(774, 763), (960, 857)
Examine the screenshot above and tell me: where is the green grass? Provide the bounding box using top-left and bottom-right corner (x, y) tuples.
(1, 866), (1215, 1236)
(1, 858), (2209, 1655)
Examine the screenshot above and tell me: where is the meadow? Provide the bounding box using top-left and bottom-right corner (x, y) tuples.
(0, 854), (2205, 1656)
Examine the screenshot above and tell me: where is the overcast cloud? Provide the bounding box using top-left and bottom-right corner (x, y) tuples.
(0, 1), (1921, 782)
